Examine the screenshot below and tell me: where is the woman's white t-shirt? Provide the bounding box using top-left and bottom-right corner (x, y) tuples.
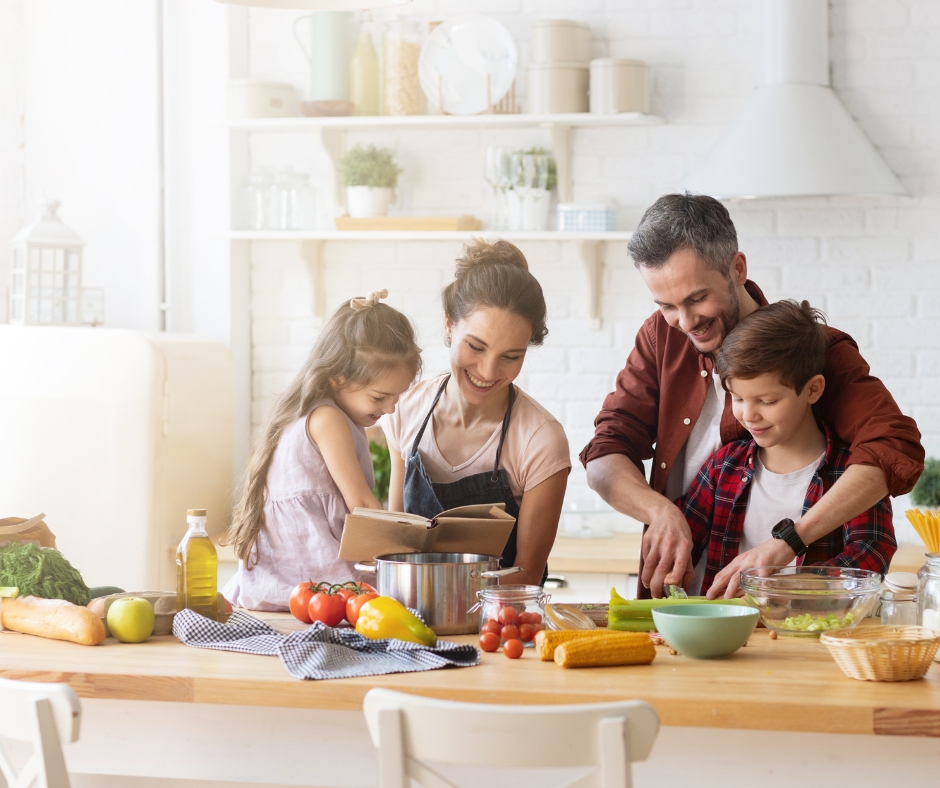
(383, 374), (571, 503)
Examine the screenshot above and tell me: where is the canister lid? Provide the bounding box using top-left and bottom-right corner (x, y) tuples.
(526, 61), (589, 72)
(883, 571), (918, 600)
(531, 18), (591, 31)
(589, 58), (648, 68)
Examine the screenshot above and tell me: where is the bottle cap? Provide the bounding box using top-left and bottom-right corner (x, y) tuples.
(187, 508), (207, 517)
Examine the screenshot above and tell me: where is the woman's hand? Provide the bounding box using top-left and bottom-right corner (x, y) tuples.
(308, 406), (383, 511)
(512, 469), (569, 586)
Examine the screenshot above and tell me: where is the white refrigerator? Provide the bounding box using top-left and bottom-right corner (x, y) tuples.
(0, 326), (235, 592)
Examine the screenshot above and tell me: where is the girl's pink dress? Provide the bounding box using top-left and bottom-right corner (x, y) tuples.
(222, 399), (374, 611)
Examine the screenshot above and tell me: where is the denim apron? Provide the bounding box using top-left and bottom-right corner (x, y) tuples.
(404, 375), (545, 580)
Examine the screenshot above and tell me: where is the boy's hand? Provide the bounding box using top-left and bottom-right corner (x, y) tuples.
(706, 539), (796, 599)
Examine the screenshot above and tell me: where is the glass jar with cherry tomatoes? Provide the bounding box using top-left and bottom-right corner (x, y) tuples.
(476, 585), (549, 648)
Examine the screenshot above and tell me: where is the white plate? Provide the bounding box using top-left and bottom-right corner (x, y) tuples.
(419, 15), (517, 116)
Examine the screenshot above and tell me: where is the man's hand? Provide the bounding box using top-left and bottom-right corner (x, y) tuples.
(706, 538), (796, 599)
(640, 503), (696, 597)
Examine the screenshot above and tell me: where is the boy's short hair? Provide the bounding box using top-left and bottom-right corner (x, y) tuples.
(715, 299), (828, 394)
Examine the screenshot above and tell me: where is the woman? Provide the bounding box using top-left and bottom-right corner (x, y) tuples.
(384, 239), (570, 586)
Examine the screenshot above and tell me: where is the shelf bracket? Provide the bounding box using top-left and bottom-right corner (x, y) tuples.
(577, 240), (603, 330)
(544, 123), (572, 203)
(300, 240), (325, 323)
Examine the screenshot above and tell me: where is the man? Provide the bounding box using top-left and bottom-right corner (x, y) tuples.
(579, 193), (922, 598)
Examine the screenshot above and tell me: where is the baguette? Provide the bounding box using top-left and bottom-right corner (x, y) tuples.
(1, 595), (106, 645)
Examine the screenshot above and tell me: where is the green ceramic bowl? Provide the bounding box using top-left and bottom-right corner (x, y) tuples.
(652, 604), (760, 659)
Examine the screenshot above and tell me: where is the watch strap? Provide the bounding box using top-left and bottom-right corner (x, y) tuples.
(772, 518), (807, 556)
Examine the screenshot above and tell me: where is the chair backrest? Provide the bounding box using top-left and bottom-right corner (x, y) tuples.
(363, 688), (659, 788)
(0, 677), (81, 788)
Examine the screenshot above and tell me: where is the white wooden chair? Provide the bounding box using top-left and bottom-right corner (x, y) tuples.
(362, 688), (659, 788)
(0, 677), (81, 788)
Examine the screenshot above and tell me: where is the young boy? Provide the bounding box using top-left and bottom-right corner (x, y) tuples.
(678, 299), (897, 598)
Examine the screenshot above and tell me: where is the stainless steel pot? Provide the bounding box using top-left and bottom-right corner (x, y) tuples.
(354, 552), (522, 635)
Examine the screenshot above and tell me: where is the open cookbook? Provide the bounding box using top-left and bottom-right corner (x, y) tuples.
(338, 503), (516, 562)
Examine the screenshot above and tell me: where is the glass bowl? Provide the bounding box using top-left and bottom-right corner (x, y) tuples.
(740, 566), (881, 637)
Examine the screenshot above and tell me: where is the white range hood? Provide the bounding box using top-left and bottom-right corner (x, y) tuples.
(686, 0), (905, 200)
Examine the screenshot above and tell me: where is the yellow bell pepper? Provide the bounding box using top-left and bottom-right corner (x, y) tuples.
(354, 596), (437, 647)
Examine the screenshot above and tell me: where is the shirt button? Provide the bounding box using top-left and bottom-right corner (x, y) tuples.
(701, 370), (708, 377)
(660, 462), (667, 469)
(683, 418), (691, 425)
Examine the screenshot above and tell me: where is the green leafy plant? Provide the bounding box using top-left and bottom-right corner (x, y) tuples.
(521, 146), (557, 191)
(341, 144), (401, 189)
(370, 439), (391, 506)
(912, 458), (940, 507)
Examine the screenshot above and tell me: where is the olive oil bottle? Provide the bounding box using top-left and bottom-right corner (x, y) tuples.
(176, 508), (218, 619)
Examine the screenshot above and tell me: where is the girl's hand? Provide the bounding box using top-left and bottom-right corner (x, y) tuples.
(308, 406), (383, 511)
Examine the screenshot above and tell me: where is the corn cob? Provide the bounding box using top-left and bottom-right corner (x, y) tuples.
(534, 629), (603, 661)
(554, 632), (656, 669)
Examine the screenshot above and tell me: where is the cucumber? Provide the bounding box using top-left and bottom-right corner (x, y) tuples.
(87, 586), (126, 599)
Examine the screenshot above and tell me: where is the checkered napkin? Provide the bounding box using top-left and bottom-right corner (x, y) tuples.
(172, 609), (480, 680)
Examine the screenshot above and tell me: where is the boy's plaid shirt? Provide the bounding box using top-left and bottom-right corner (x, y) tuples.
(677, 427), (896, 595)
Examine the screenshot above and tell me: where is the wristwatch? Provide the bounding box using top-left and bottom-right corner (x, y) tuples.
(771, 518), (807, 556)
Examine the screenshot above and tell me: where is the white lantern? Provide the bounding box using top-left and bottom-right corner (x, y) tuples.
(9, 201), (84, 326)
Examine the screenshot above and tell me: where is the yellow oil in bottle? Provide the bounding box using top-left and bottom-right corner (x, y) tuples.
(176, 508), (218, 619)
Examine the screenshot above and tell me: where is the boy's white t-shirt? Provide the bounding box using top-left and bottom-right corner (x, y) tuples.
(739, 451), (825, 558)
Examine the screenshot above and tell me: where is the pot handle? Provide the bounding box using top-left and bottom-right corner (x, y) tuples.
(478, 566), (523, 579)
(354, 561), (377, 574)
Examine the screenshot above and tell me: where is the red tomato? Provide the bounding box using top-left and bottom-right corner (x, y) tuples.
(479, 632), (501, 652)
(346, 592), (379, 626)
(308, 590), (346, 627)
(334, 586), (357, 604)
(529, 611), (543, 624)
(500, 624), (520, 641)
(503, 638), (524, 659)
(359, 582), (377, 594)
(498, 606), (519, 626)
(517, 611), (534, 625)
(289, 582), (317, 623)
(518, 623), (536, 642)
(481, 619), (502, 635)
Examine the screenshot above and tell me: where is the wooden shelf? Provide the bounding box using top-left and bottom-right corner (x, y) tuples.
(228, 230), (633, 241)
(227, 111), (664, 132)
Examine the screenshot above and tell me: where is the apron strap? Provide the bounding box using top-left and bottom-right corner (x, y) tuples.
(491, 384), (515, 482)
(408, 375), (449, 459)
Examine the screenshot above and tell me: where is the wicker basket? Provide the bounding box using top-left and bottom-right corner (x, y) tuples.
(821, 625), (940, 681)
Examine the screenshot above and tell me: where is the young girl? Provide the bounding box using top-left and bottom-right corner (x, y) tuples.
(223, 289), (421, 611)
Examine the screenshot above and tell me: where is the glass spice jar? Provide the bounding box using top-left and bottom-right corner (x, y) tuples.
(477, 584), (549, 648)
(916, 553), (940, 661)
(880, 572), (918, 626)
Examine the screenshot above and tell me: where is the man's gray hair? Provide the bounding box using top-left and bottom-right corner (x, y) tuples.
(628, 193), (739, 275)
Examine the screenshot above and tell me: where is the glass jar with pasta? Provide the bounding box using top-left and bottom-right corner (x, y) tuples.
(383, 19), (424, 116)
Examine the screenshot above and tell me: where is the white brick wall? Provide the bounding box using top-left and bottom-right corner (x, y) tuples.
(245, 0), (940, 542)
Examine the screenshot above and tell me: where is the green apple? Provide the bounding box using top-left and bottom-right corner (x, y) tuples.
(107, 597), (155, 643)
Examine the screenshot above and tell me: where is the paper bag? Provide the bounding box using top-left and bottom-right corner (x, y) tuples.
(338, 503), (516, 562)
(0, 513), (57, 549)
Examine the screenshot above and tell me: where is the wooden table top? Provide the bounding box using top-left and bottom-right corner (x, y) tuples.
(2, 614), (938, 737)
(546, 535), (929, 577)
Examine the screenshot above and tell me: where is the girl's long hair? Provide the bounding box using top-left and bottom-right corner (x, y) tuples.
(224, 295), (421, 567)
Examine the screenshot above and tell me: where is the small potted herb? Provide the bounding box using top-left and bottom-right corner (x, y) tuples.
(912, 458), (940, 509)
(341, 144), (402, 218)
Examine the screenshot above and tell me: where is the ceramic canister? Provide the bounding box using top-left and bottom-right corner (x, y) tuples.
(530, 19), (592, 64)
(527, 62), (589, 114)
(589, 58), (650, 114)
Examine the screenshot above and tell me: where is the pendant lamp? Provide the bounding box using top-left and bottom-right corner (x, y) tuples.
(214, 0), (410, 8)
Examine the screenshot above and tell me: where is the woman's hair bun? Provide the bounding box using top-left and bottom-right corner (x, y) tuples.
(454, 238), (530, 280)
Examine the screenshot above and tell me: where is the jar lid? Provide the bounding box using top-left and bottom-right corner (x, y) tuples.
(187, 508), (207, 517)
(589, 58), (648, 68)
(531, 19), (591, 31)
(479, 584), (546, 600)
(884, 571), (918, 592)
(544, 603), (596, 630)
(526, 61), (589, 72)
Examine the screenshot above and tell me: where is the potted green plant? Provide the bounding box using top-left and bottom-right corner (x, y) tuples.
(912, 458), (940, 509)
(341, 144), (402, 218)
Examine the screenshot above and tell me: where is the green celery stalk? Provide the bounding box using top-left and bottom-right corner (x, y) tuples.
(608, 618), (657, 632)
(609, 597), (752, 619)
